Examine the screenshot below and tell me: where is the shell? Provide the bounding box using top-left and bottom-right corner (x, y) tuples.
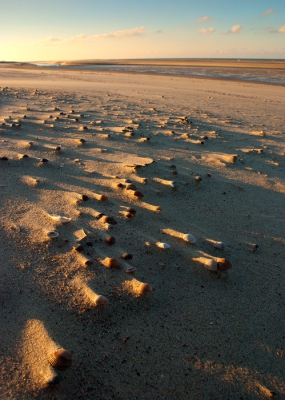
(198, 257), (218, 271)
(213, 241), (226, 250)
(138, 283), (152, 294)
(133, 190), (144, 198)
(126, 207), (136, 215)
(97, 194), (108, 201)
(124, 211), (135, 218)
(156, 242), (170, 249)
(48, 349), (72, 371)
(104, 257), (120, 269)
(49, 215), (71, 224)
(105, 236), (115, 245)
(183, 234), (197, 244)
(93, 294), (108, 306)
(169, 181), (179, 189)
(104, 223), (114, 230)
(81, 255), (94, 266)
(126, 266), (136, 274)
(45, 371), (61, 385)
(216, 258), (232, 270)
(121, 253), (133, 260)
(126, 184), (137, 191)
(95, 213), (105, 219)
(74, 244), (84, 252)
(100, 216), (117, 225)
(46, 230), (59, 239)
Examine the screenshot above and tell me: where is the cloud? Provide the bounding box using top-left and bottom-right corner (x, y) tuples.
(221, 24), (242, 35)
(93, 26), (146, 39)
(260, 9), (279, 17)
(155, 30), (163, 34)
(278, 25), (285, 33)
(198, 16), (213, 22)
(230, 24), (242, 33)
(37, 36), (61, 45)
(37, 27), (147, 46)
(197, 27), (215, 34)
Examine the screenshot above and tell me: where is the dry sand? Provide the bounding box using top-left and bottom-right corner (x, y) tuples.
(0, 64), (285, 399)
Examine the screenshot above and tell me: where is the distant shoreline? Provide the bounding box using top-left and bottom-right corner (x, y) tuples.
(1, 59), (284, 86)
(1, 58), (285, 70)
(1, 59), (285, 86)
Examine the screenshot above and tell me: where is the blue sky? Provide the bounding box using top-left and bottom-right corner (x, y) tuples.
(1, 0), (285, 61)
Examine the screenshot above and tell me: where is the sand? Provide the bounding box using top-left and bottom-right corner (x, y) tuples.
(0, 64), (285, 399)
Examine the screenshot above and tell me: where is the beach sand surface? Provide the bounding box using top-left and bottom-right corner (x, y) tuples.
(0, 65), (285, 399)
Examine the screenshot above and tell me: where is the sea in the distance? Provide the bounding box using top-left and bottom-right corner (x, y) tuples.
(33, 58), (285, 86)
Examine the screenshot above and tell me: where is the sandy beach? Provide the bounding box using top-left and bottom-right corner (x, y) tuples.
(0, 64), (285, 399)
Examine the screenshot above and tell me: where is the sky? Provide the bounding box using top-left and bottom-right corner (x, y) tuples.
(1, 0), (285, 61)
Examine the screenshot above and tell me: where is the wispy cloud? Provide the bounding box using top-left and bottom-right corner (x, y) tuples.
(278, 25), (285, 33)
(198, 16), (213, 22)
(231, 24), (242, 33)
(197, 27), (215, 34)
(155, 30), (163, 34)
(93, 26), (146, 39)
(37, 27), (146, 46)
(260, 9), (279, 17)
(37, 36), (61, 45)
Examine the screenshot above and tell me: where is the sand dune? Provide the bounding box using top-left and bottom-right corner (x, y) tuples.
(0, 65), (285, 399)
